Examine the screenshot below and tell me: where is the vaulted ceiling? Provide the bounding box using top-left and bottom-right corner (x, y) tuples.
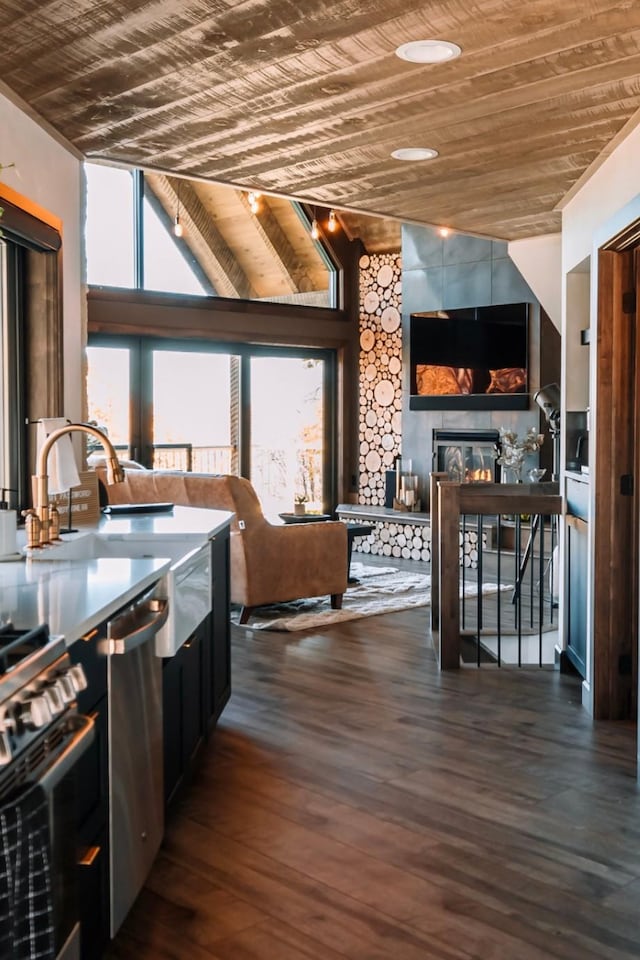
(2, 0), (640, 247)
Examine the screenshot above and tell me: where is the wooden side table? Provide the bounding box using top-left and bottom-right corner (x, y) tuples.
(278, 512), (332, 523)
(346, 523), (375, 583)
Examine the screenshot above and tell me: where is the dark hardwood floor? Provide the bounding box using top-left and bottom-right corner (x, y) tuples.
(106, 571), (640, 960)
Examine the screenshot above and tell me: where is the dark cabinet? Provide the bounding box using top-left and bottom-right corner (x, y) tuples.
(566, 514), (588, 678)
(162, 618), (206, 806)
(69, 627), (111, 960)
(208, 525), (231, 727)
(163, 525), (231, 808)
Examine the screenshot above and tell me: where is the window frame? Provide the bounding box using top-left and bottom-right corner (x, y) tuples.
(0, 194), (63, 513)
(87, 333), (338, 511)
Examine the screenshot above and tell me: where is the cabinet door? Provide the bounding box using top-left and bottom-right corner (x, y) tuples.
(566, 515), (588, 678)
(77, 826), (109, 960)
(210, 526), (231, 724)
(182, 627), (204, 764)
(163, 647), (185, 807)
(162, 625), (205, 808)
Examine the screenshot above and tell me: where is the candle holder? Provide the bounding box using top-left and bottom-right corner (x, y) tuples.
(393, 459), (421, 512)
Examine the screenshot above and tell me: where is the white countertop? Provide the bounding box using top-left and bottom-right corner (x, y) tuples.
(0, 505), (234, 645)
(96, 505), (232, 539)
(0, 556), (170, 643)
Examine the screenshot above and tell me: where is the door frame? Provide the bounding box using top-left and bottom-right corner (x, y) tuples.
(592, 217), (640, 720)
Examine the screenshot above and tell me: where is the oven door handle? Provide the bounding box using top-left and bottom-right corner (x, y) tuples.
(39, 714), (95, 793)
(105, 597), (169, 655)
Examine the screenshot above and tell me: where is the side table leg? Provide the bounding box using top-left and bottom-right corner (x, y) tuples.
(347, 532), (358, 584)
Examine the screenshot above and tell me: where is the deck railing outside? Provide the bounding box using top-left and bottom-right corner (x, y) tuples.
(430, 474), (563, 669)
(114, 444), (235, 474)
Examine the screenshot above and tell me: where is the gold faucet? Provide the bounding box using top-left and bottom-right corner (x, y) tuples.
(33, 422), (125, 546)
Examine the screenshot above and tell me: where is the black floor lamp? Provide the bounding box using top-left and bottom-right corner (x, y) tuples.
(534, 382), (561, 480)
(511, 383), (561, 603)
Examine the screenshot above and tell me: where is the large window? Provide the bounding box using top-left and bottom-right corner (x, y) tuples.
(85, 164), (135, 288)
(87, 337), (335, 515)
(250, 356), (326, 515)
(84, 163), (339, 308)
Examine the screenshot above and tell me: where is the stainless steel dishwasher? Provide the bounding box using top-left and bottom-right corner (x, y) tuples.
(102, 590), (169, 936)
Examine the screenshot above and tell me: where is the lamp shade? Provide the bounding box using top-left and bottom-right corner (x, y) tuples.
(534, 383), (561, 422)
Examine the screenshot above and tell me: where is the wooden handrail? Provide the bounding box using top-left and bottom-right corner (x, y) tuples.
(431, 476), (563, 670)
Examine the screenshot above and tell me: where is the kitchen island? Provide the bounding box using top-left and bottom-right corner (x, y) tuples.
(4, 504), (232, 641)
(0, 504), (233, 960)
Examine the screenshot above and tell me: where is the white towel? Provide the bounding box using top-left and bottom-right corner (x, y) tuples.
(36, 418), (81, 495)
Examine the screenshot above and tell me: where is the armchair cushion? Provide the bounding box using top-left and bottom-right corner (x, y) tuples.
(96, 469), (348, 613)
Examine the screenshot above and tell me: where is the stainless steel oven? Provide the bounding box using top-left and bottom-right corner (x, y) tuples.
(0, 623), (93, 960)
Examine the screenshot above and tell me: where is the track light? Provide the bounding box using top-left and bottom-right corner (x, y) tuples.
(438, 226), (450, 238)
(173, 181), (183, 237)
(248, 191), (261, 214)
(327, 209), (337, 232)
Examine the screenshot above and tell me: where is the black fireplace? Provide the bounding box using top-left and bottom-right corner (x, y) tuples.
(433, 429), (501, 482)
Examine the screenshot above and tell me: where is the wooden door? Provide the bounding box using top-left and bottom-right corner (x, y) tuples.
(593, 246), (639, 720)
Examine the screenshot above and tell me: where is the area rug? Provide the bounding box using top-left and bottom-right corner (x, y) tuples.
(233, 562), (511, 631)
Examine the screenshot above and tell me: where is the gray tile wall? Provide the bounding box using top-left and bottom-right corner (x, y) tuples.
(401, 224), (541, 507)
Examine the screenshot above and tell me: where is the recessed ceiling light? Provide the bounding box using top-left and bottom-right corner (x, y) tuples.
(391, 147), (438, 161)
(395, 39), (462, 64)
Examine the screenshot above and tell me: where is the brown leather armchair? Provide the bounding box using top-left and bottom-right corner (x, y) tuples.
(97, 469), (348, 625)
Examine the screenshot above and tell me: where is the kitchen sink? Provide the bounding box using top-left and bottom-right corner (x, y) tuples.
(29, 531), (192, 562)
(28, 532), (212, 657)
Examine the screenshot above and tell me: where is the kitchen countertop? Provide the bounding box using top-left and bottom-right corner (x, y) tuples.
(0, 505), (234, 645)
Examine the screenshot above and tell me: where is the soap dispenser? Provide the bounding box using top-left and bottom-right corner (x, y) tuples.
(0, 489), (18, 558)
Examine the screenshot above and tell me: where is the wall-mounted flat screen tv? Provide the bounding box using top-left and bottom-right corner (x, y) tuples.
(409, 303), (530, 410)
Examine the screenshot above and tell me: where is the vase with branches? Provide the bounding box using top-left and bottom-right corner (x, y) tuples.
(494, 426), (544, 482)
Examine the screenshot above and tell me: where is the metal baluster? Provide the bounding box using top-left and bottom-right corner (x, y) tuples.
(529, 515), (535, 628)
(516, 514), (522, 667)
(539, 512), (545, 667)
(477, 514), (483, 667)
(462, 513), (467, 631)
(497, 514), (502, 667)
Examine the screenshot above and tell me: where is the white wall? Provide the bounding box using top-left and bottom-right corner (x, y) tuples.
(508, 233), (562, 331)
(562, 121), (640, 272)
(0, 91), (83, 421)
(559, 114), (640, 718)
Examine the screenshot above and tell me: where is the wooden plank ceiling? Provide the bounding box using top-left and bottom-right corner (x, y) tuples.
(2, 0), (640, 245)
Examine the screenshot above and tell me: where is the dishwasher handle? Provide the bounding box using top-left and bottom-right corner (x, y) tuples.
(105, 597), (169, 655)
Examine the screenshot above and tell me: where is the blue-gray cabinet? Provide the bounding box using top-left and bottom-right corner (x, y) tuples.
(566, 493), (588, 679)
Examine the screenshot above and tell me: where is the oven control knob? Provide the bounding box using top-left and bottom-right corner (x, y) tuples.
(42, 685), (64, 716)
(57, 675), (76, 704)
(22, 695), (52, 729)
(0, 730), (12, 765)
(69, 664), (88, 693)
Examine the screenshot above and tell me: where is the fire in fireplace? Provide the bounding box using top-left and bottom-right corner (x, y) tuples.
(433, 429), (501, 483)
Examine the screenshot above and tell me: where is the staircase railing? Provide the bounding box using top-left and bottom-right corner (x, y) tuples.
(430, 474), (563, 669)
